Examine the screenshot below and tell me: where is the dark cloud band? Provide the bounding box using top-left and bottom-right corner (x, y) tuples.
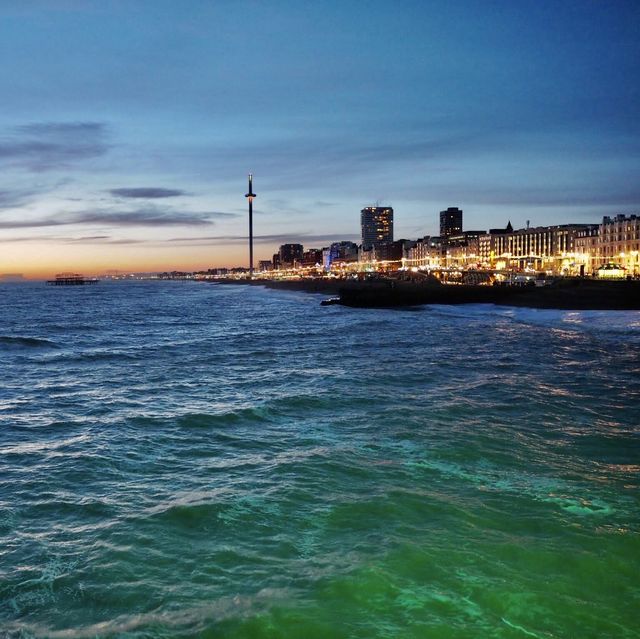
(0, 121), (109, 171)
(109, 187), (187, 199)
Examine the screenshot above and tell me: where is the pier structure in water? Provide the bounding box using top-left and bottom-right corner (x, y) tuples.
(46, 273), (99, 286)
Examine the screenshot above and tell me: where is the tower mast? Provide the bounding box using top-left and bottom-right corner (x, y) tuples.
(245, 174), (256, 279)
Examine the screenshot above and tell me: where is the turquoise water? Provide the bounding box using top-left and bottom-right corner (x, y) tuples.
(1, 281), (638, 638)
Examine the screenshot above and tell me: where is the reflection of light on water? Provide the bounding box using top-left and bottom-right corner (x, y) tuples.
(496, 307), (640, 336)
(534, 383), (576, 398)
(550, 327), (580, 340)
(562, 312), (583, 324)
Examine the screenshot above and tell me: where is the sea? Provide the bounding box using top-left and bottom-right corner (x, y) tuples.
(1, 281), (638, 639)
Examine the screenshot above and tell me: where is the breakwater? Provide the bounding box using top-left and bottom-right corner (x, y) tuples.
(214, 277), (640, 310)
(338, 278), (640, 309)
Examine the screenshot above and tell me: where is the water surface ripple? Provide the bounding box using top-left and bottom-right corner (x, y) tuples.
(1, 282), (639, 638)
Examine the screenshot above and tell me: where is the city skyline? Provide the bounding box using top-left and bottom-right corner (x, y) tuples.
(1, 1), (639, 278)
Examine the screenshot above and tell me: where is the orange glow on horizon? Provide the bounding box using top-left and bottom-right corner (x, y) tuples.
(0, 242), (275, 280)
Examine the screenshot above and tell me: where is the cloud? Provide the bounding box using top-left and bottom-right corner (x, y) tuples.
(260, 198), (306, 215)
(15, 122), (104, 136)
(109, 187), (187, 199)
(0, 121), (109, 171)
(0, 204), (240, 230)
(188, 114), (640, 202)
(62, 235), (143, 244)
(0, 178), (74, 210)
(415, 184), (640, 208)
(88, 238), (143, 244)
(70, 207), (214, 227)
(313, 200), (337, 207)
(64, 235), (111, 241)
(0, 218), (65, 230)
(165, 232), (360, 246)
(181, 130), (499, 196)
(0, 188), (41, 210)
(0, 234), (61, 242)
(0, 233), (144, 244)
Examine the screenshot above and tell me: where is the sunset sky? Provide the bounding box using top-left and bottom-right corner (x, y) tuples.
(1, 0), (639, 278)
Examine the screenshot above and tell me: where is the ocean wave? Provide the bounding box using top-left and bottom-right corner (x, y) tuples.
(175, 407), (276, 427)
(131, 395), (357, 429)
(408, 457), (618, 517)
(36, 350), (145, 364)
(0, 335), (58, 348)
(1, 433), (91, 456)
(5, 588), (294, 639)
(505, 308), (640, 337)
(143, 500), (227, 529)
(21, 497), (117, 521)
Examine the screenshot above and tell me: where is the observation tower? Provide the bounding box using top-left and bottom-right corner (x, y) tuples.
(245, 174), (256, 279)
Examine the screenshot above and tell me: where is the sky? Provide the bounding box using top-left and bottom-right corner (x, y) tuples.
(1, 0), (639, 278)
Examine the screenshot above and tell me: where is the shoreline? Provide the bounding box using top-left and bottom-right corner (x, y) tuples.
(212, 277), (640, 310)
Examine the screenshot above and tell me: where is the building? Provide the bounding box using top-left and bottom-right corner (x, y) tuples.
(406, 236), (444, 268)
(358, 244), (375, 265)
(324, 241), (359, 270)
(482, 216), (638, 276)
(372, 239), (406, 263)
(361, 206), (393, 249)
(486, 224), (589, 273)
(439, 207), (463, 238)
(258, 260), (272, 272)
(478, 222), (513, 266)
(445, 231), (486, 268)
(300, 248), (323, 267)
(597, 214), (640, 275)
(278, 243), (304, 267)
(574, 225), (600, 275)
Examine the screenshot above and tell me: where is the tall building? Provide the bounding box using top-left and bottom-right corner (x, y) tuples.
(361, 206), (393, 249)
(440, 207), (463, 238)
(278, 243), (303, 267)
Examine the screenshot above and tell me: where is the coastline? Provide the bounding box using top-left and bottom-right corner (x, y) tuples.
(213, 277), (640, 310)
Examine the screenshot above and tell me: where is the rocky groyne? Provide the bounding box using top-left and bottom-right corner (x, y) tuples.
(211, 277), (640, 310)
(338, 278), (640, 310)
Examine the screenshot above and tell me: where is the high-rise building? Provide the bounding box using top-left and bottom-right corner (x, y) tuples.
(440, 207), (463, 238)
(278, 243), (304, 267)
(361, 206), (393, 249)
